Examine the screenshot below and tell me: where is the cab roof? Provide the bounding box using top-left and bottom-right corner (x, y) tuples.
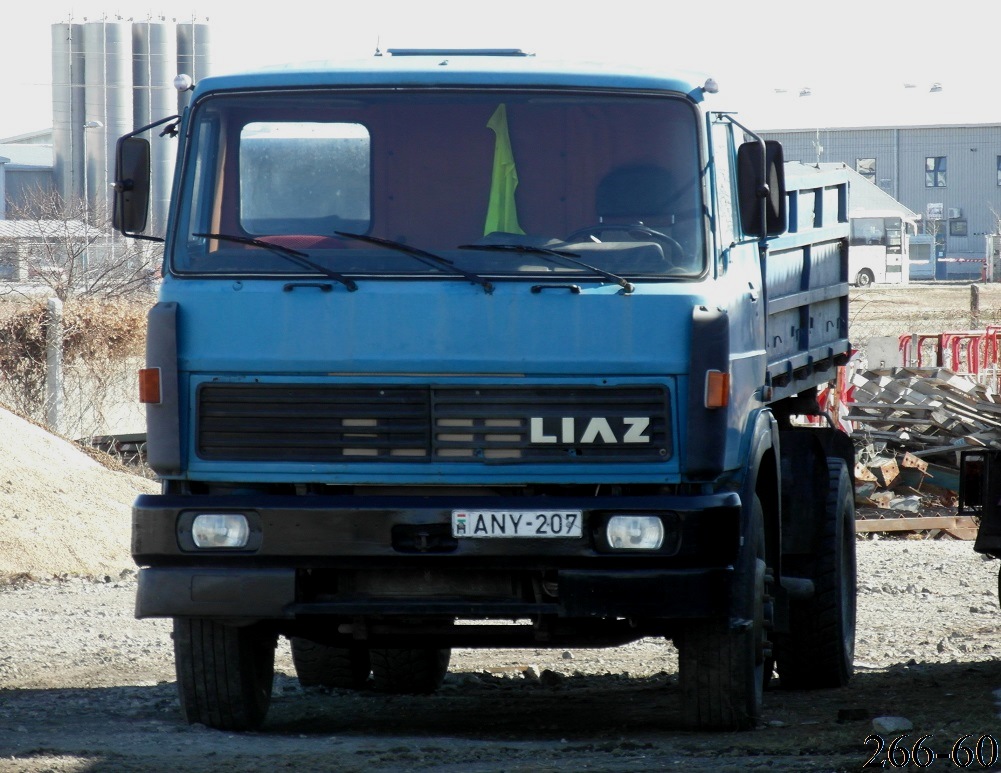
(190, 50), (713, 103)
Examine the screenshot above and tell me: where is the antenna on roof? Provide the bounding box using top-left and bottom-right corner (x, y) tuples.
(374, 37), (382, 57)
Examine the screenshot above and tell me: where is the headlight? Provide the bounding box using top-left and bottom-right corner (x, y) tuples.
(191, 513), (250, 549)
(605, 515), (665, 550)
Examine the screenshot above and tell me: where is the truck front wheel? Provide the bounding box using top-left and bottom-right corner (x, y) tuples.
(173, 618), (277, 731)
(775, 458), (856, 689)
(290, 636), (371, 690)
(678, 496), (770, 731)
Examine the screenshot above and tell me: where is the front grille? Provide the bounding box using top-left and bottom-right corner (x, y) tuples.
(197, 383), (671, 463)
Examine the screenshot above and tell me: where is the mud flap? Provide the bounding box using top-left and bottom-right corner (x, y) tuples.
(959, 450), (1001, 558)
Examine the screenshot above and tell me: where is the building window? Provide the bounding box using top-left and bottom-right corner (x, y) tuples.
(926, 156), (947, 187)
(856, 158), (876, 183)
(996, 155), (1001, 185)
(0, 246), (16, 281)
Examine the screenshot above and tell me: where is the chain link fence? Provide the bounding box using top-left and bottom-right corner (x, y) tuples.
(849, 284), (1001, 367)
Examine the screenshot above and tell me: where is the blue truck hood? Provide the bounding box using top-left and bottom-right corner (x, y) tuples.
(160, 277), (703, 377)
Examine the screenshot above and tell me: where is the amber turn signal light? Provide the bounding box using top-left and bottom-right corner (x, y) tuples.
(138, 367), (161, 404)
(704, 369), (730, 408)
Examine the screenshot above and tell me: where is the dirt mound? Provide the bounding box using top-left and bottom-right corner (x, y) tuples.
(0, 407), (157, 580)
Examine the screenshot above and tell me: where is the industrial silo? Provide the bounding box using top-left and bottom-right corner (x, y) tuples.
(49, 17), (211, 231)
(133, 20), (177, 229)
(50, 23), (86, 207)
(83, 19), (134, 222)
(176, 22), (212, 113)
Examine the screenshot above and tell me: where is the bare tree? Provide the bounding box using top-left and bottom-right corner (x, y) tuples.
(922, 214), (941, 243)
(988, 203), (1001, 236)
(1, 186), (161, 302)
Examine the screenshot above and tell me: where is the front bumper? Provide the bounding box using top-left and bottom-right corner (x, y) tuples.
(136, 564), (732, 621)
(132, 491), (740, 622)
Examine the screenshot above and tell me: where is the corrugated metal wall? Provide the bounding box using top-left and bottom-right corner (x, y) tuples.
(6, 169), (56, 205)
(763, 125), (1001, 259)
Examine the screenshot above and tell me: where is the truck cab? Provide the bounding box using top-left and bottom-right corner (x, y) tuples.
(117, 49), (856, 732)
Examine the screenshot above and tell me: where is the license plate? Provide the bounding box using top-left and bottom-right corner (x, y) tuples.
(452, 510), (583, 539)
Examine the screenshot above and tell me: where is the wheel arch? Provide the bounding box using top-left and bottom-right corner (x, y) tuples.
(855, 267), (875, 287)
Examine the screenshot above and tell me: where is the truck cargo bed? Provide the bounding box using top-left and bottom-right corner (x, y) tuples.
(764, 163), (852, 402)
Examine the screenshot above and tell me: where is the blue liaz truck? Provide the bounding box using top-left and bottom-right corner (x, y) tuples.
(114, 49), (855, 732)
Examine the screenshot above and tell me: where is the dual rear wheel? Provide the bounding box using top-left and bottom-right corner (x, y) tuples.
(773, 459), (857, 689)
(289, 636), (451, 695)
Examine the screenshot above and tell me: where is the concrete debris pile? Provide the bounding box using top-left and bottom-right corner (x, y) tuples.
(846, 367), (991, 539)
(849, 367), (1001, 461)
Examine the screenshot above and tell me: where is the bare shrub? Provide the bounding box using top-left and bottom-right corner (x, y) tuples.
(0, 185), (158, 439)
(0, 302), (47, 419)
(0, 298), (148, 437)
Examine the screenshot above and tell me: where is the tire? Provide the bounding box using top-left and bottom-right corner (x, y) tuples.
(855, 269), (875, 288)
(775, 458), (857, 690)
(173, 618), (277, 731)
(369, 647), (451, 695)
(290, 636), (371, 690)
(678, 496), (770, 731)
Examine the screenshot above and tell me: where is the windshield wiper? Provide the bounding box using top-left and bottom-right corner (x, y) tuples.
(458, 242), (635, 294)
(335, 231), (494, 294)
(193, 232), (358, 291)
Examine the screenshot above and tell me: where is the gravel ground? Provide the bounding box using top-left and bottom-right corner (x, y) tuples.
(1, 536), (999, 772)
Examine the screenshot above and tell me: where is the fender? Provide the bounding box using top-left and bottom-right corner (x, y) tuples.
(685, 304), (729, 478)
(736, 407), (782, 578)
(144, 302), (182, 475)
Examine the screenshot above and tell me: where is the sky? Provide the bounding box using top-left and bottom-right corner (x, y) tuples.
(2, 0), (998, 139)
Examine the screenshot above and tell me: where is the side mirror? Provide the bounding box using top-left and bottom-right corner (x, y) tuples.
(736, 139), (787, 237)
(113, 136), (152, 236)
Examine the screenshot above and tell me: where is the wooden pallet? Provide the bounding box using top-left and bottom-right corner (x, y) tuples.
(855, 513), (978, 540)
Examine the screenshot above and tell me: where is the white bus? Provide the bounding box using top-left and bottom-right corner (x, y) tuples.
(848, 212), (914, 287)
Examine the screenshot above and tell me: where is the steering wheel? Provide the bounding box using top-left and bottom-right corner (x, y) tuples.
(564, 224), (685, 264)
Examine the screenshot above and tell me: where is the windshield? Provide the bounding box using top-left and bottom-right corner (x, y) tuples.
(173, 89), (707, 280)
